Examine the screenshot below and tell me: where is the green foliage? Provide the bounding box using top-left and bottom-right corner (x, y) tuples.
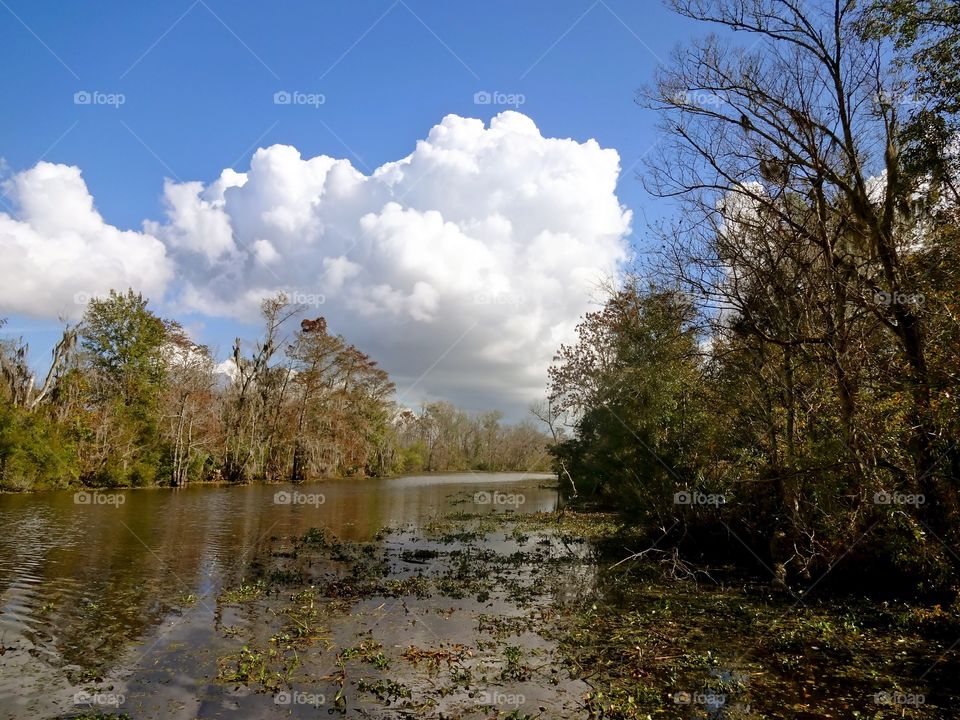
(866, 0), (960, 116)
(79, 290), (168, 486)
(0, 401), (78, 491)
(1, 292), (545, 491)
(551, 286), (708, 519)
(82, 289), (167, 401)
(396, 440), (428, 474)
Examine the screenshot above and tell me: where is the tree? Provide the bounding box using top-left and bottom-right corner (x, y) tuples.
(221, 294), (298, 482)
(82, 290), (167, 402)
(286, 317), (395, 479)
(0, 319), (80, 490)
(548, 284), (708, 521)
(1, 295), (545, 489)
(79, 290), (169, 485)
(642, 0), (958, 563)
(160, 323), (217, 486)
(0, 320), (78, 411)
(649, 0), (929, 475)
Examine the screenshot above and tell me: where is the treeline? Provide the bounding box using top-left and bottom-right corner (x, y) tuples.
(0, 291), (548, 491)
(548, 0), (960, 590)
(394, 403), (549, 474)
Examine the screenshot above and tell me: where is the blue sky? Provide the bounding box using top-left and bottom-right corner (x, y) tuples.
(0, 0), (702, 416)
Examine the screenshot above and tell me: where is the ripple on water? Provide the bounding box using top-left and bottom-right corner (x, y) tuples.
(0, 473), (562, 719)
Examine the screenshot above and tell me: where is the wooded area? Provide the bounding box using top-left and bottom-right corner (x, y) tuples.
(548, 0), (960, 591)
(0, 291), (548, 490)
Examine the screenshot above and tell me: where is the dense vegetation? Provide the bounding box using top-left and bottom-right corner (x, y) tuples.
(0, 292), (548, 491)
(547, 0), (960, 592)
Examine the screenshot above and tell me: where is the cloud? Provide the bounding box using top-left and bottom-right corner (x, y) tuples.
(1, 112), (631, 415)
(151, 112), (630, 413)
(0, 162), (173, 319)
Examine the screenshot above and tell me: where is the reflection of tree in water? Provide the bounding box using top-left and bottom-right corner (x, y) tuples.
(0, 474), (559, 716)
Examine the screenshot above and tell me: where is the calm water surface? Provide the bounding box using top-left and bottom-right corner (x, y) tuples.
(0, 473), (560, 719)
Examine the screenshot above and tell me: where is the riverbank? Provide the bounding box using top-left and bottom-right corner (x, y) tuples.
(0, 469), (554, 494)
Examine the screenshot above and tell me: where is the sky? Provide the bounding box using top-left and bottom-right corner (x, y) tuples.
(0, 0), (702, 418)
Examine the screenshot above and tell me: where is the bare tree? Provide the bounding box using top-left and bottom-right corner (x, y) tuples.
(0, 323), (78, 410)
(644, 0), (947, 522)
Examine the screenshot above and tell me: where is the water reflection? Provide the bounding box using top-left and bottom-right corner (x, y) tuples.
(0, 473), (556, 718)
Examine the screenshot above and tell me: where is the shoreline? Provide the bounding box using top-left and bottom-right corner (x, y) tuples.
(0, 469), (557, 495)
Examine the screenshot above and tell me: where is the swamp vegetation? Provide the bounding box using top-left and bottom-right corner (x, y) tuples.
(2, 1), (960, 718)
(0, 291), (549, 491)
(2, 475), (954, 719)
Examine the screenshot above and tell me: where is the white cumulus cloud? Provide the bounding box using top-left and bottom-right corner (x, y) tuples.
(1, 112), (631, 414)
(155, 111), (632, 413)
(0, 162), (172, 318)
(146, 112), (631, 411)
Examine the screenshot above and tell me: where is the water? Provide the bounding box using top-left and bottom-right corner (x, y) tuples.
(0, 473), (561, 719)
(2, 474), (949, 719)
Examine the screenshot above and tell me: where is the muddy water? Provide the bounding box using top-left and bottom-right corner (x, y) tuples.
(0, 473), (564, 719)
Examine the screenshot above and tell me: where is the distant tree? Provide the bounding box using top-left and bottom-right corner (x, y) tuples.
(0, 320), (78, 411)
(160, 323), (217, 486)
(82, 290), (167, 402)
(221, 294), (298, 482)
(79, 290), (169, 485)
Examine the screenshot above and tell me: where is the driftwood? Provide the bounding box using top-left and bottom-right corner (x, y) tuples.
(611, 546), (717, 585)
